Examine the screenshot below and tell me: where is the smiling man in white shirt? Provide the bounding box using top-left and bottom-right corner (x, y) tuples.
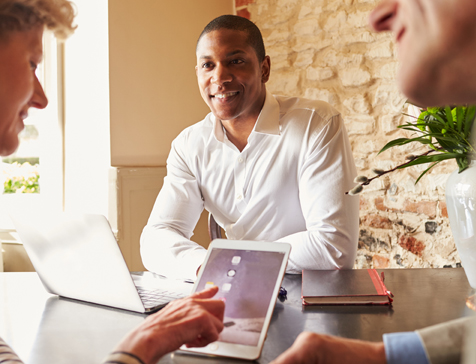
(140, 15), (359, 280)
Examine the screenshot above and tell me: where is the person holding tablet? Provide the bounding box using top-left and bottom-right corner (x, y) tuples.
(0, 1), (225, 364)
(271, 0), (476, 363)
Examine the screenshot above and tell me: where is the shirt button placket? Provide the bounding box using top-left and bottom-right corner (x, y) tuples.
(234, 154), (246, 213)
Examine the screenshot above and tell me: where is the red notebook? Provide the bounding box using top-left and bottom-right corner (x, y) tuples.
(301, 269), (393, 305)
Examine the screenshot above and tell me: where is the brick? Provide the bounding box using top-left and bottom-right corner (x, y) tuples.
(343, 95), (370, 114)
(237, 8), (251, 19)
(361, 214), (393, 229)
(236, 0), (254, 7)
(298, 5), (313, 19)
(358, 230), (390, 252)
(425, 221), (438, 234)
(373, 84), (406, 112)
(367, 40), (394, 59)
(354, 157), (367, 170)
(375, 197), (387, 211)
(372, 254), (390, 268)
(306, 67), (334, 81)
(352, 139), (380, 154)
(359, 196), (370, 211)
(267, 30), (291, 44)
(324, 11), (347, 32)
(304, 88), (330, 103)
(380, 114), (403, 133)
(403, 200), (437, 219)
(294, 49), (315, 68)
(347, 11), (370, 28)
(341, 67), (371, 87)
(267, 72), (299, 95)
(398, 235), (425, 256)
(294, 18), (320, 36)
(345, 116), (375, 136)
(440, 201), (448, 218)
(374, 62), (398, 79)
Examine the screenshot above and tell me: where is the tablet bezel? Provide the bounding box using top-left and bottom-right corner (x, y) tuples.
(179, 239), (291, 360)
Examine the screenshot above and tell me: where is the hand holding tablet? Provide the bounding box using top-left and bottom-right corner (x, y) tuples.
(113, 286), (225, 364)
(180, 239), (291, 360)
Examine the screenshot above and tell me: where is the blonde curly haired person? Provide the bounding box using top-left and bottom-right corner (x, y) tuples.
(0, 0), (76, 39)
(0, 1), (225, 363)
(0, 0), (75, 156)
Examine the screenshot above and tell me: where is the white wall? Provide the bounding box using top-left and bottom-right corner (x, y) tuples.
(64, 0), (111, 216)
(109, 0), (234, 166)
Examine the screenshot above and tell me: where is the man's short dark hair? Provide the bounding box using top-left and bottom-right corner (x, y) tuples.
(196, 15), (266, 62)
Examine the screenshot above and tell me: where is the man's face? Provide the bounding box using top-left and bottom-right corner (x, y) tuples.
(196, 29), (270, 124)
(369, 0), (476, 106)
(0, 26), (48, 156)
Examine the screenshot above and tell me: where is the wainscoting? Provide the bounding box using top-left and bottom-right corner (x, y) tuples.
(110, 167), (210, 271)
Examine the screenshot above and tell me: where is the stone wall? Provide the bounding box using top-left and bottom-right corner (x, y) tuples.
(238, 0), (461, 269)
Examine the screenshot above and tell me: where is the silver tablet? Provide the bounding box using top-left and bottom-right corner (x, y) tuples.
(179, 239), (291, 360)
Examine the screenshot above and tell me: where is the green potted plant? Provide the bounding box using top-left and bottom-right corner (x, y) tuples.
(348, 104), (476, 288)
(347, 104), (476, 195)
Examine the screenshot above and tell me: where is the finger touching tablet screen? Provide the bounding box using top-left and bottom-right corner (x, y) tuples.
(179, 239), (291, 360)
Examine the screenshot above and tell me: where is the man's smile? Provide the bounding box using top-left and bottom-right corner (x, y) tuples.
(211, 91), (239, 100)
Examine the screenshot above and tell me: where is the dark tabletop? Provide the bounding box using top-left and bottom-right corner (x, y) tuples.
(1, 268), (474, 364)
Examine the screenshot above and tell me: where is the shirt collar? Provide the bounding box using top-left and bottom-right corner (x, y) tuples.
(211, 89), (280, 142)
(254, 90), (280, 135)
(211, 113), (226, 142)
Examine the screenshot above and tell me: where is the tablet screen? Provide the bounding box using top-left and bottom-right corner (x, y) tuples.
(195, 248), (286, 346)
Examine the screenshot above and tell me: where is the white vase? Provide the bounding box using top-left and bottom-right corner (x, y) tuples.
(446, 160), (476, 288)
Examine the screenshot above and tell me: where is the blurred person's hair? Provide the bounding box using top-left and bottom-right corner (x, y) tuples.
(0, 0), (76, 40)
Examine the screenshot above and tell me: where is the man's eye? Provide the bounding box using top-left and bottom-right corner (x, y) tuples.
(202, 62), (213, 69)
(30, 61), (38, 71)
(231, 59), (244, 65)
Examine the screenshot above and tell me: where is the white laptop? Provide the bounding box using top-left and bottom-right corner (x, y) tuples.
(10, 212), (192, 313)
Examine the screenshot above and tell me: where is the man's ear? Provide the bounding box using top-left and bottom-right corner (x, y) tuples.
(261, 55), (271, 83)
(195, 65), (198, 77)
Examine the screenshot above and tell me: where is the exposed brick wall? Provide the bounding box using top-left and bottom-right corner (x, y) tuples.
(243, 0), (460, 269)
(236, 0), (254, 19)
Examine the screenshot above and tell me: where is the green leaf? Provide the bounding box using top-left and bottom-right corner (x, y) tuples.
(378, 136), (435, 154)
(415, 161), (441, 184)
(445, 106), (454, 129)
(456, 156), (470, 172)
(378, 138), (411, 154)
(430, 113), (447, 125)
(455, 107), (464, 132)
(464, 106), (476, 137)
(397, 153), (461, 169)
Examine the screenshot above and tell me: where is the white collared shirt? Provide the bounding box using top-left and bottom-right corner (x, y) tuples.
(141, 91), (359, 279)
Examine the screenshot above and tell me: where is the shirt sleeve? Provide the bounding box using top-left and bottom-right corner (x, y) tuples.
(276, 114), (360, 272)
(383, 332), (430, 364)
(102, 351), (145, 364)
(0, 336), (24, 363)
(140, 137), (207, 280)
(417, 316), (476, 364)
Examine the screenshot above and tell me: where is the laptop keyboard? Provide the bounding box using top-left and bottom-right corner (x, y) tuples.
(136, 287), (187, 308)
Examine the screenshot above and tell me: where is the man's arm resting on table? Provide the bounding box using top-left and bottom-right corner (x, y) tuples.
(269, 331), (430, 364)
(140, 137), (207, 280)
(270, 317), (476, 364)
(269, 332), (386, 364)
(276, 115), (359, 272)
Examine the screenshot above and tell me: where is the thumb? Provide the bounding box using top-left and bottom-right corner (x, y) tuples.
(191, 285), (219, 299)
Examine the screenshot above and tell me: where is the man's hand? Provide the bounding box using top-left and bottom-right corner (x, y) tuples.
(270, 332), (386, 364)
(113, 286), (225, 364)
